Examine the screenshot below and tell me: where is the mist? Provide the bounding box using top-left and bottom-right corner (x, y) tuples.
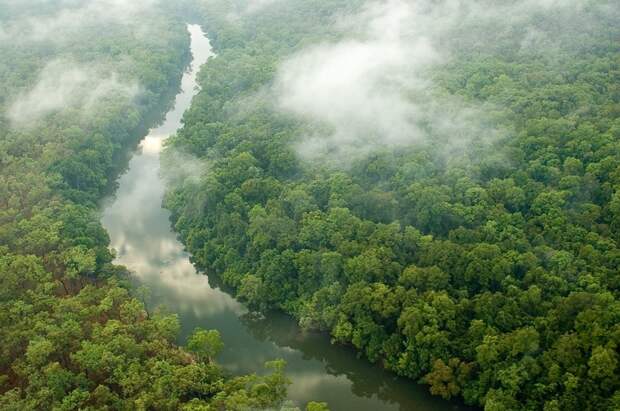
(0, 0), (158, 44)
(8, 60), (139, 126)
(0, 0), (170, 128)
(273, 0), (612, 162)
(217, 0), (282, 20)
(276, 0), (438, 160)
(244, 0), (279, 14)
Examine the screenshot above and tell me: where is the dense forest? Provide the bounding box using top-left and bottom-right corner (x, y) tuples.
(162, 0), (620, 410)
(0, 1), (306, 409)
(1, 0), (619, 409)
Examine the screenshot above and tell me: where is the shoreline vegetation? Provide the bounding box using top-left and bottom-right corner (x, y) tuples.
(0, 2), (314, 410)
(163, 1), (620, 410)
(0, 0), (618, 410)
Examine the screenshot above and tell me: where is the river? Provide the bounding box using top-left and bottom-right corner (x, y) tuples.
(101, 24), (471, 411)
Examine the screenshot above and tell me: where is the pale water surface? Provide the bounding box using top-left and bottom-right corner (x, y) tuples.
(101, 24), (471, 411)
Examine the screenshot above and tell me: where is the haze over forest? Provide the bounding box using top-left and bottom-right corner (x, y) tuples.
(1, 0), (619, 410)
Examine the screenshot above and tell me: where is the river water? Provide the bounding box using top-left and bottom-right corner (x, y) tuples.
(101, 24), (471, 411)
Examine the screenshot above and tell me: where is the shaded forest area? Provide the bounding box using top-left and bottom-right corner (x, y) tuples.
(163, 0), (620, 410)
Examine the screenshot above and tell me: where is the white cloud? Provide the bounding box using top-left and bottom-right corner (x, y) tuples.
(276, 0), (441, 159)
(0, 0), (158, 43)
(275, 0), (448, 159)
(274, 0), (611, 161)
(8, 59), (139, 126)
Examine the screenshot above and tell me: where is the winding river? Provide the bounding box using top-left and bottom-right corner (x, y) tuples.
(101, 24), (471, 411)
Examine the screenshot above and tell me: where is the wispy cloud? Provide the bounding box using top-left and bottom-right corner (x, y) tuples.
(273, 0), (612, 161)
(7, 59), (139, 126)
(0, 0), (158, 44)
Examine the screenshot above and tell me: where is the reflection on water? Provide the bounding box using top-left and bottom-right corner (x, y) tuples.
(101, 24), (472, 411)
(102, 25), (243, 322)
(240, 312), (474, 411)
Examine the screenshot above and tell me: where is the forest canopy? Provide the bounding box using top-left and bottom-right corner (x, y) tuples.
(1, 0), (619, 409)
(162, 0), (620, 410)
(0, 1), (304, 409)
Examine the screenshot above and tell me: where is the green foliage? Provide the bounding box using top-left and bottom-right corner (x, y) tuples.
(306, 402), (330, 411)
(0, 1), (293, 409)
(187, 329), (224, 362)
(163, 0), (620, 410)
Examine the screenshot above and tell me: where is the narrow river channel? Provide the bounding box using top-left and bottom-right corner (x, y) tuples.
(101, 24), (471, 411)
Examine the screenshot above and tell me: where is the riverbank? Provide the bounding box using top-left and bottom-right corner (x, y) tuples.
(102, 23), (472, 411)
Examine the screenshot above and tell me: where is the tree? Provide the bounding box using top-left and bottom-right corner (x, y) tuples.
(187, 329), (224, 363)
